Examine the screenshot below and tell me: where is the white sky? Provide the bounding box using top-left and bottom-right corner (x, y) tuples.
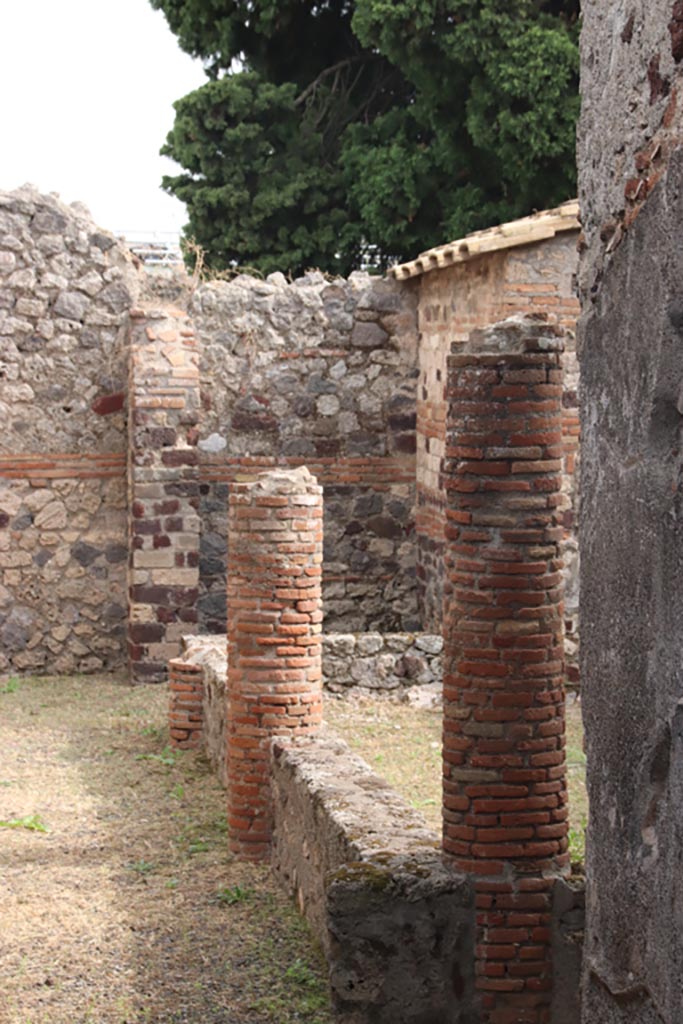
(1, 0), (207, 239)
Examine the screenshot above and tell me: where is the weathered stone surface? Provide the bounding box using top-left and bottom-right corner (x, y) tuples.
(579, 5), (683, 1021)
(197, 432), (227, 453)
(270, 733), (476, 1024)
(71, 540), (101, 567)
(0, 605), (34, 651)
(34, 501), (67, 530)
(350, 320), (389, 349)
(0, 476), (127, 676)
(54, 290), (90, 322)
(0, 185), (139, 456)
(551, 877), (585, 1024)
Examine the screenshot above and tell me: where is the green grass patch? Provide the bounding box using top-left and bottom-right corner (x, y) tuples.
(214, 884), (255, 905)
(0, 814), (48, 833)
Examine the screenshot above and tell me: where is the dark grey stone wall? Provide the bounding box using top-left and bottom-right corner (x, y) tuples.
(579, 3), (683, 1021)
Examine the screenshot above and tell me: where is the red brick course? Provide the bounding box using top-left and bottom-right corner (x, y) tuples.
(0, 453), (126, 481)
(442, 316), (569, 1024)
(226, 467), (323, 861)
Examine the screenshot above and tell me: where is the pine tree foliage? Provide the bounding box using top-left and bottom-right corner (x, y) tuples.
(152, 0), (580, 275)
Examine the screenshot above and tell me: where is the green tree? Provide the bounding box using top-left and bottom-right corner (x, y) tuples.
(153, 0), (579, 275)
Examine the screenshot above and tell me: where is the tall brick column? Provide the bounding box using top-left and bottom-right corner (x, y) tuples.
(226, 467), (323, 861)
(127, 308), (200, 683)
(441, 314), (569, 1024)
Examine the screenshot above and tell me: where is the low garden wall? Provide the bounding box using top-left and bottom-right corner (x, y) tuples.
(270, 733), (475, 1024)
(167, 630), (585, 1024)
(168, 630), (442, 779)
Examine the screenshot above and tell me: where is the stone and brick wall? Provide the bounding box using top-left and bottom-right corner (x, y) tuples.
(0, 186), (138, 675)
(410, 235), (580, 679)
(2, 183), (582, 692)
(441, 315), (570, 1024)
(191, 271), (420, 635)
(127, 308), (201, 683)
(323, 631), (442, 699)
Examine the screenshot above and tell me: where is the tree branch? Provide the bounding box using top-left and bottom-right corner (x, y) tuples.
(295, 54), (380, 107)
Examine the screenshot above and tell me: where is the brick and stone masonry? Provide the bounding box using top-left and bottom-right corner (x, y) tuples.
(127, 308), (201, 683)
(441, 314), (570, 1024)
(226, 467), (324, 861)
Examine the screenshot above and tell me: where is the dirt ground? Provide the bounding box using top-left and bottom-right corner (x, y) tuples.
(0, 675), (332, 1024)
(0, 675), (587, 1024)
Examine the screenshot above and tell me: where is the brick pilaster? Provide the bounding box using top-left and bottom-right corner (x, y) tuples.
(441, 315), (569, 1024)
(226, 467), (323, 861)
(127, 308), (200, 683)
(168, 658), (204, 748)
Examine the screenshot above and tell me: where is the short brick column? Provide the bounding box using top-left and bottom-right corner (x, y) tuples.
(168, 657), (203, 749)
(226, 467), (323, 861)
(441, 315), (569, 1024)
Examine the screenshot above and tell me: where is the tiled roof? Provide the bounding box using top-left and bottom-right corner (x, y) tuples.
(390, 200), (580, 280)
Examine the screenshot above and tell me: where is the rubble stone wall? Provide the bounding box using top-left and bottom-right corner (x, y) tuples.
(1, 184), (582, 690)
(579, 3), (683, 1022)
(191, 271), (420, 635)
(0, 186), (138, 675)
(322, 631), (443, 699)
(414, 237), (580, 681)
